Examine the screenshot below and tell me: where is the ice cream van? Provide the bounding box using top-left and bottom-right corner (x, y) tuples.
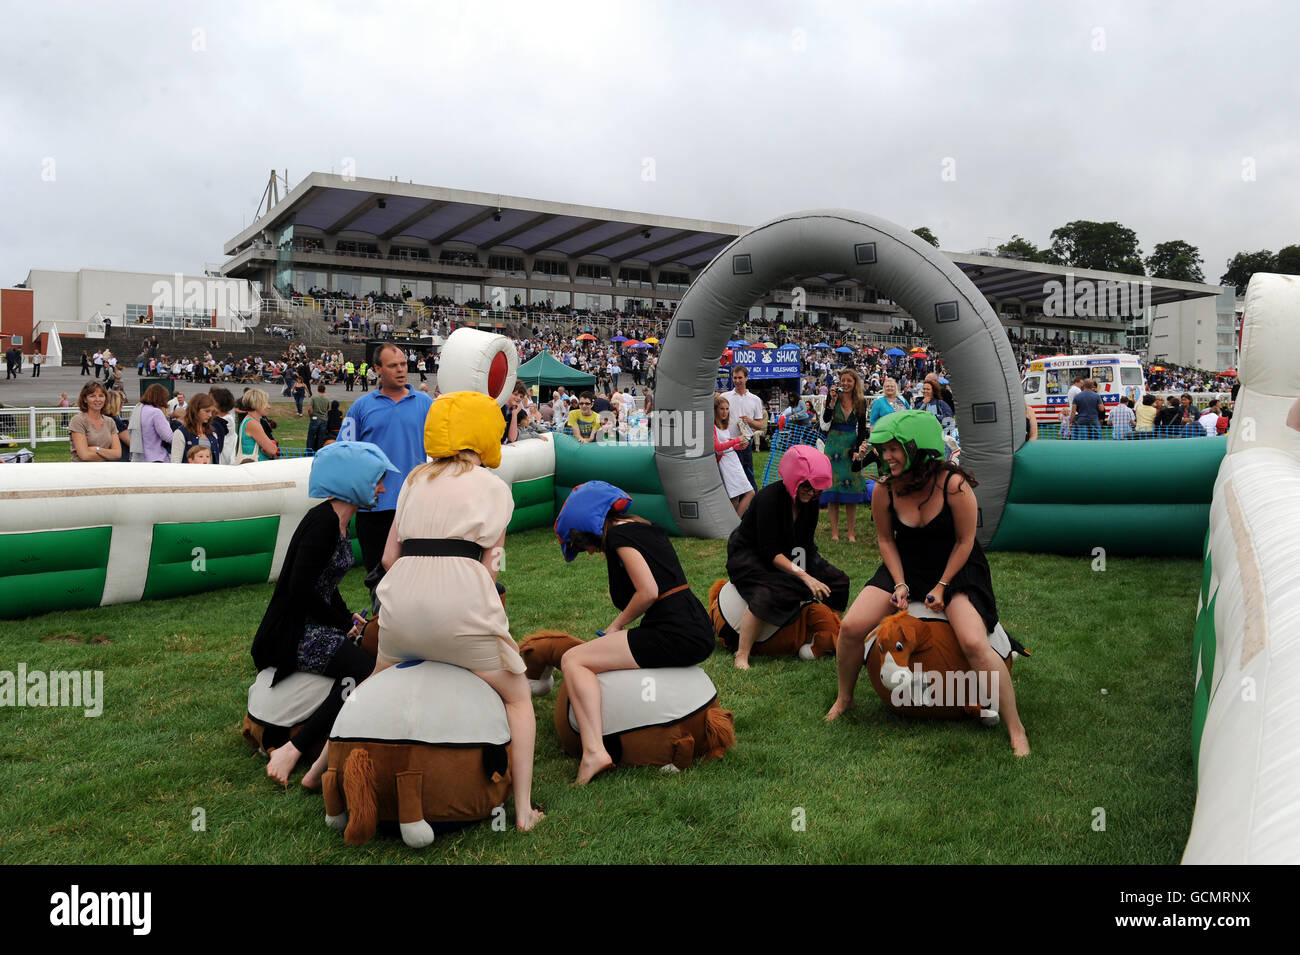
(1021, 354), (1145, 425)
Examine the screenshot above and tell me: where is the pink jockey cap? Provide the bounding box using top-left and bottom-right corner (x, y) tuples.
(778, 444), (833, 499)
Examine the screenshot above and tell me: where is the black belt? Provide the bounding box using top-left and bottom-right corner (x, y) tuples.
(402, 538), (484, 560)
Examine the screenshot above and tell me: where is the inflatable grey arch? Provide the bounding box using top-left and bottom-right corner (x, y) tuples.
(653, 209), (1023, 547)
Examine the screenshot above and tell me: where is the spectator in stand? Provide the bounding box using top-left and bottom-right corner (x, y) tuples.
(1134, 394), (1158, 438)
(1108, 396), (1136, 439)
(136, 384), (177, 462)
(325, 400), (343, 443)
(68, 382), (123, 462)
(170, 394), (219, 463)
(916, 379), (954, 426)
(568, 392), (602, 443)
(1199, 399), (1222, 436)
(722, 366), (766, 490)
(209, 387), (236, 464)
(166, 391), (187, 419)
(870, 378), (910, 425)
(714, 394), (754, 516)
(1069, 379), (1104, 441)
(103, 390), (130, 461)
(235, 388), (281, 463)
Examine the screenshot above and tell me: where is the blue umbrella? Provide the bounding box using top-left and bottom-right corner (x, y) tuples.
(835, 346), (853, 354)
(814, 342), (831, 349)
(611, 335), (628, 342)
(886, 347), (905, 356)
(727, 339), (748, 347)
(630, 341), (652, 349)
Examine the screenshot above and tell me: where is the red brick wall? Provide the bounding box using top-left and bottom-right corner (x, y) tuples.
(0, 288), (35, 353)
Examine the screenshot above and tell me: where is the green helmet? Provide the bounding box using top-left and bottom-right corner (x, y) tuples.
(868, 409), (945, 471)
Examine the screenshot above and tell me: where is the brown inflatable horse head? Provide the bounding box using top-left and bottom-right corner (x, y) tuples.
(707, 579), (840, 660)
(864, 609), (1011, 722)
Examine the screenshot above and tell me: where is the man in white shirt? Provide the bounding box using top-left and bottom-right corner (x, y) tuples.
(167, 391), (187, 417)
(93, 350), (104, 379)
(1199, 400), (1221, 436)
(723, 365), (766, 488)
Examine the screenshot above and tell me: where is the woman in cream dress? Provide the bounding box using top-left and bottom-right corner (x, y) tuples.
(374, 390), (542, 831)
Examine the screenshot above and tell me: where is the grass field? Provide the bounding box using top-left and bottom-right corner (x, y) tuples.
(2, 403), (1199, 864)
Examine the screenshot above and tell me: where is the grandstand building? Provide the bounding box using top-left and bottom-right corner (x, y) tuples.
(199, 172), (1223, 370)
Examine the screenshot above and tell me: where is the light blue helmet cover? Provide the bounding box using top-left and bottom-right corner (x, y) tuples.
(555, 480), (632, 561)
(308, 441), (399, 509)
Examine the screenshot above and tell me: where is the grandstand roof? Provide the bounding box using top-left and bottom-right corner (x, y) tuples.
(222, 173), (1225, 304)
(223, 174), (745, 270)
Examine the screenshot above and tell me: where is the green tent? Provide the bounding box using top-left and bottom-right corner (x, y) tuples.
(516, 351), (596, 390)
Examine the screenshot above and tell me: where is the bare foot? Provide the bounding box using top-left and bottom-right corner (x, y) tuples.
(300, 764), (324, 792)
(824, 698), (854, 722)
(266, 744), (299, 787)
(516, 807), (546, 831)
(733, 652), (750, 670)
(1010, 732), (1031, 757)
(576, 752), (615, 785)
(847, 535), (857, 543)
(830, 534), (840, 542)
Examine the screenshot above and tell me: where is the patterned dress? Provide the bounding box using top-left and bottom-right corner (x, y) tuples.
(296, 534), (354, 673)
(820, 402), (871, 505)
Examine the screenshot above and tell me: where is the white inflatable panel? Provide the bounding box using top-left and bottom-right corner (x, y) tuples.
(1183, 448), (1300, 863)
(330, 659), (510, 746)
(1228, 274), (1300, 458)
(247, 667), (334, 728)
(494, 431), (555, 488)
(567, 666), (718, 736)
(434, 327), (518, 404)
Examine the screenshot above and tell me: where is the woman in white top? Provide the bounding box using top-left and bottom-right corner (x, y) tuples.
(713, 394), (754, 516)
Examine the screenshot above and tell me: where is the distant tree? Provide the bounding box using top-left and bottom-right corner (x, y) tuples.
(1274, 244), (1300, 275)
(1044, 220), (1145, 275)
(1220, 250), (1276, 294)
(912, 226), (940, 248)
(1144, 240), (1205, 283)
(995, 235), (1042, 261)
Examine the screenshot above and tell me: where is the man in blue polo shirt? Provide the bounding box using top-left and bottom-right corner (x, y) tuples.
(340, 342), (431, 573)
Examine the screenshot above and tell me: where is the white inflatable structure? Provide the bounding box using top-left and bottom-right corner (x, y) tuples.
(1183, 273), (1300, 864)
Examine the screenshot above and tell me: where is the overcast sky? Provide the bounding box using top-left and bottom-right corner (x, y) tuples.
(2, 0), (1296, 288)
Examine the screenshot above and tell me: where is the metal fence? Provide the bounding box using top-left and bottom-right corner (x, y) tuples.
(1037, 423), (1225, 440)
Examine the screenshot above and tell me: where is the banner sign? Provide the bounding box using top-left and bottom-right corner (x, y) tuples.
(732, 346), (801, 380)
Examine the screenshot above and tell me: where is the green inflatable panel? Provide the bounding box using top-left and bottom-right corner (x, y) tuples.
(508, 501), (554, 534)
(1006, 438), (1225, 506)
(553, 435), (667, 495)
(511, 475), (555, 510)
(143, 516), (280, 600)
(0, 526), (112, 618)
(992, 502), (1209, 555)
(1191, 590), (1218, 777)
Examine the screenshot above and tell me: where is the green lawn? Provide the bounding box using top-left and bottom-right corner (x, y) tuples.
(2, 403), (1199, 863)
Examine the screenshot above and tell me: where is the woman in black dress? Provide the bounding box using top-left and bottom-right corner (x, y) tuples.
(825, 410), (1029, 756)
(555, 480), (714, 784)
(725, 444), (850, 669)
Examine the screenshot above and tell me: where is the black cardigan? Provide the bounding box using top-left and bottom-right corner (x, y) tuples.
(251, 501), (353, 685)
(730, 481), (823, 569)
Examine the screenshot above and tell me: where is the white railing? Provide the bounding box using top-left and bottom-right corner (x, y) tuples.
(0, 405), (136, 445)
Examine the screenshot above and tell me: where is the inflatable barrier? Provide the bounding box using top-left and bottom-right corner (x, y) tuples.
(1183, 273), (1300, 864)
(0, 458), (317, 618)
(990, 437), (1226, 556)
(552, 434), (680, 534)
